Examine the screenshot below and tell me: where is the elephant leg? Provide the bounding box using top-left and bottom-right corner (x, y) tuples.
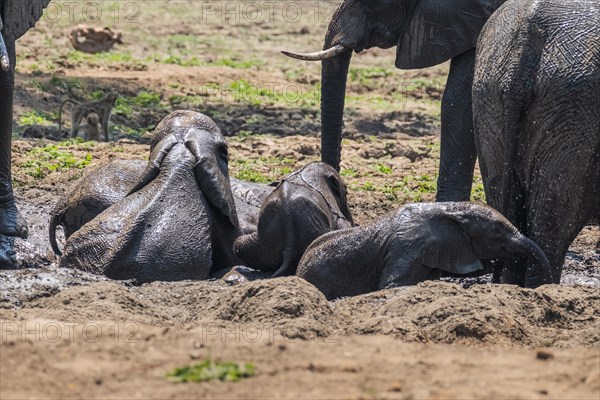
(436, 49), (477, 202)
(0, 39), (27, 268)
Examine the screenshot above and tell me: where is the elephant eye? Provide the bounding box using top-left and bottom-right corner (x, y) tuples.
(217, 144), (228, 161)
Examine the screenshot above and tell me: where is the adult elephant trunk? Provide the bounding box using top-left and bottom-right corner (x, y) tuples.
(320, 46), (352, 170)
(283, 42), (352, 171)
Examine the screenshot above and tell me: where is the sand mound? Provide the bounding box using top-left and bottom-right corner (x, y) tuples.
(1, 268), (598, 347)
(335, 282), (600, 346)
(212, 277), (339, 339)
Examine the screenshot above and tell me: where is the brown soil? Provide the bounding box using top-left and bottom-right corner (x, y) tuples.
(2, 275), (600, 399)
(2, 1), (599, 398)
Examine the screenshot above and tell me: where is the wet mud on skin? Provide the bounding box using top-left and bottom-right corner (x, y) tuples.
(2, 1), (599, 397)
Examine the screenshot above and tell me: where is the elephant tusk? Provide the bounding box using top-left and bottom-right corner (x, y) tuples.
(281, 45), (349, 61)
(0, 32), (9, 71)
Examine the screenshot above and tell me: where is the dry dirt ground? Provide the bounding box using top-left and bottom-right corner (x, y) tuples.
(1, 1), (599, 399)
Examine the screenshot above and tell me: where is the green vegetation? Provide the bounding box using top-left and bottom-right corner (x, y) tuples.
(64, 50), (148, 70)
(340, 168), (359, 178)
(162, 54), (262, 69)
(166, 359), (255, 383)
(162, 55), (203, 67)
(231, 156), (295, 183)
(214, 57), (263, 69)
(349, 67), (393, 86)
(49, 76), (85, 92)
(471, 181), (487, 202)
(361, 181), (376, 191)
(234, 168), (270, 183)
(354, 173), (438, 202)
(229, 79), (320, 109)
(113, 124), (150, 138)
(21, 143), (93, 179)
(374, 163), (393, 175)
(18, 110), (55, 126)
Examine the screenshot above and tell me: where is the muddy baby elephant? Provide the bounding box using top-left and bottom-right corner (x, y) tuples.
(234, 162), (354, 277)
(297, 202), (551, 300)
(49, 160), (147, 255)
(49, 161), (273, 255)
(59, 110), (240, 282)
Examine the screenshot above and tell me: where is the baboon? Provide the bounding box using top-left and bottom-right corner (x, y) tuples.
(58, 92), (117, 141)
(77, 112), (102, 141)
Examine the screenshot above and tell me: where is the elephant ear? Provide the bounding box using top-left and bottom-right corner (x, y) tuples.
(396, 0), (501, 69)
(325, 173), (354, 224)
(127, 136), (178, 195)
(419, 215), (484, 274)
(185, 132), (239, 228)
(2, 0), (51, 42)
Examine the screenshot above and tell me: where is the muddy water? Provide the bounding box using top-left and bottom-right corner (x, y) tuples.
(1, 192), (598, 309)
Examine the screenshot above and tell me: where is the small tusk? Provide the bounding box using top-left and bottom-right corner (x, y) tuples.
(0, 32), (9, 71)
(281, 45), (349, 61)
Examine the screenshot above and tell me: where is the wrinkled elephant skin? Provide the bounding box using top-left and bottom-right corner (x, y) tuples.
(59, 111), (240, 282)
(473, 0), (600, 285)
(297, 202), (551, 300)
(235, 162), (353, 277)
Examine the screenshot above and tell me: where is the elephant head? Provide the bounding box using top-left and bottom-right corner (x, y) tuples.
(283, 0), (506, 169)
(59, 111), (240, 282)
(234, 162), (353, 277)
(297, 202), (551, 300)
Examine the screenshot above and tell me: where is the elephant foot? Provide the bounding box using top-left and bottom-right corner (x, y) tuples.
(0, 200), (29, 239)
(0, 235), (17, 269)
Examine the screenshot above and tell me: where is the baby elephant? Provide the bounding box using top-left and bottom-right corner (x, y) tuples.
(60, 111), (239, 282)
(297, 202), (552, 300)
(49, 161), (271, 255)
(49, 159), (146, 255)
(235, 162), (353, 277)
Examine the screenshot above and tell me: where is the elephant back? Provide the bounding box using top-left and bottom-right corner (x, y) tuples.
(60, 147), (215, 282)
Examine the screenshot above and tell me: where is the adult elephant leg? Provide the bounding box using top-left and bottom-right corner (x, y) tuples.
(0, 39), (27, 268)
(521, 111), (600, 284)
(436, 49), (477, 202)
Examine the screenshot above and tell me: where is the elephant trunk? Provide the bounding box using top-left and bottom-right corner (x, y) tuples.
(511, 234), (553, 287)
(320, 46), (352, 170)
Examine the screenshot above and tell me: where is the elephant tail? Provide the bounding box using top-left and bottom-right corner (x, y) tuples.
(499, 18), (545, 220)
(49, 202), (65, 256)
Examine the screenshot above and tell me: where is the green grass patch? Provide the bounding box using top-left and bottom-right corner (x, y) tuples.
(166, 359), (255, 383)
(162, 55), (204, 67)
(231, 156), (295, 183)
(374, 163), (393, 175)
(64, 50), (148, 70)
(229, 80), (320, 109)
(340, 168), (359, 178)
(113, 124), (148, 138)
(471, 181), (486, 202)
(49, 76), (85, 92)
(234, 168), (270, 183)
(21, 144), (92, 179)
(214, 57), (263, 69)
(349, 67), (393, 85)
(18, 110), (55, 126)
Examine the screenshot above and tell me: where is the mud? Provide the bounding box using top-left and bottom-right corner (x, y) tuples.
(1, 1), (599, 398)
